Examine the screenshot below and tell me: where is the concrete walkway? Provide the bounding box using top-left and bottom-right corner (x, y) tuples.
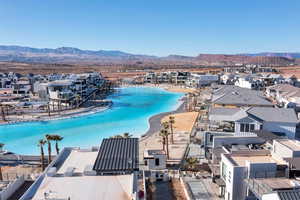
(183, 177), (222, 200)
(152, 181), (174, 200)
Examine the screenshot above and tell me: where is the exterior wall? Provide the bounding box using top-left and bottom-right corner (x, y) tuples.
(0, 175), (25, 200)
(263, 121), (296, 139)
(246, 162), (277, 178)
(213, 136), (263, 148)
(221, 154), (246, 200)
(234, 118), (261, 136)
(231, 167), (247, 200)
(145, 154), (166, 170)
(272, 140), (300, 160)
(262, 193), (280, 200)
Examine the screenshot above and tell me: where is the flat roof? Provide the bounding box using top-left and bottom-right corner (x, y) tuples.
(277, 139), (300, 151)
(57, 150), (98, 174)
(231, 155), (277, 166)
(30, 148), (134, 200)
(32, 175), (132, 200)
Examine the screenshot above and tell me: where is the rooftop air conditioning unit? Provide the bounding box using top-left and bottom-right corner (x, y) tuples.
(83, 165), (97, 176)
(64, 167), (75, 177)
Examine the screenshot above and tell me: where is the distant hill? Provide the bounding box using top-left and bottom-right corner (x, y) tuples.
(240, 52), (300, 59)
(0, 45), (297, 66)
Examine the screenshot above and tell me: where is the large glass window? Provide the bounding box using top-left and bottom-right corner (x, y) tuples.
(240, 123), (255, 132)
(250, 124), (255, 131)
(240, 124), (245, 132)
(222, 163), (227, 180)
(245, 124), (250, 132)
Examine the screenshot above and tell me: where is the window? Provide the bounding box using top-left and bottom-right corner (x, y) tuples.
(240, 123), (255, 132)
(144, 160), (148, 166)
(209, 135), (214, 143)
(155, 158), (160, 166)
(221, 163), (227, 180)
(245, 124), (250, 132)
(240, 124), (245, 132)
(260, 124), (263, 130)
(250, 124), (255, 131)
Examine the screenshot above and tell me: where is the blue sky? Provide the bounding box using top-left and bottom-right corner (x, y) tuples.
(0, 0), (299, 56)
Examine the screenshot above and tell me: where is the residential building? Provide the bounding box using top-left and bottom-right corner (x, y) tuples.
(12, 79), (32, 95)
(266, 84), (300, 111)
(219, 139), (300, 200)
(220, 150), (286, 200)
(211, 85), (273, 108)
(21, 138), (143, 200)
(220, 73), (236, 85)
(47, 80), (76, 106)
(143, 71), (190, 84)
(209, 107), (299, 138)
(143, 149), (168, 181)
(234, 75), (263, 89)
(186, 73), (219, 87)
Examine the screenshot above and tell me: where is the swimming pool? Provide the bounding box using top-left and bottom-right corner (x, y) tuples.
(0, 87), (184, 155)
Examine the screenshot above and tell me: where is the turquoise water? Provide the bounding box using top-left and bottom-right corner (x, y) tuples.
(0, 87), (184, 155)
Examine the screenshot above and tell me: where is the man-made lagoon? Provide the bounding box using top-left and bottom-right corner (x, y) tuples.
(0, 87), (184, 155)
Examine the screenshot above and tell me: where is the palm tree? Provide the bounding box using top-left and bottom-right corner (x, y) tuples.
(168, 116), (175, 144)
(159, 131), (166, 151)
(75, 94), (82, 108)
(160, 122), (170, 159)
(38, 139), (47, 170)
(185, 157), (198, 171)
(0, 143), (4, 181)
(0, 105), (6, 121)
(45, 134), (54, 164)
(110, 132), (132, 139)
(52, 135), (64, 155)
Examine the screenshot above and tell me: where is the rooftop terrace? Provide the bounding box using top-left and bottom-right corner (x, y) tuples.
(277, 139), (300, 151)
(223, 150), (284, 167)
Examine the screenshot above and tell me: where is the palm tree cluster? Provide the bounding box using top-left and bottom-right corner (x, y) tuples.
(159, 116), (176, 160)
(38, 134), (63, 170)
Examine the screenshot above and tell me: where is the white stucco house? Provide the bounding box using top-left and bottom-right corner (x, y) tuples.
(143, 149), (168, 181)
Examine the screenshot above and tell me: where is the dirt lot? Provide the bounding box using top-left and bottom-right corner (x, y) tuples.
(0, 61), (222, 80)
(277, 65), (300, 78)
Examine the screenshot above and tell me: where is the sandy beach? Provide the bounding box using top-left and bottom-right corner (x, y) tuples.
(161, 112), (199, 132)
(140, 83), (198, 94)
(139, 83), (199, 164)
(139, 111), (198, 163)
